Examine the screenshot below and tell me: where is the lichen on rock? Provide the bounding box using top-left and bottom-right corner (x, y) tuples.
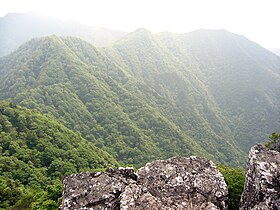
(59, 168), (137, 210)
(60, 156), (228, 210)
(240, 144), (280, 210)
(132, 156), (228, 210)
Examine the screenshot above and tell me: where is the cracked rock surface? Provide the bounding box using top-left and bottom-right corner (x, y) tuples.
(59, 168), (137, 209)
(240, 144), (280, 210)
(60, 156), (228, 210)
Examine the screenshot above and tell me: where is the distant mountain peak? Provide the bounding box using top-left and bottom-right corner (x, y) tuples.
(190, 28), (230, 33)
(114, 28), (156, 46)
(0, 13), (127, 56)
(185, 28), (240, 39)
(133, 28), (152, 34)
(1, 16), (280, 171)
(125, 28), (153, 40)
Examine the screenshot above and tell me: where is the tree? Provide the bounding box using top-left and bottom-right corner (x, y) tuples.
(218, 165), (245, 210)
(264, 132), (279, 150)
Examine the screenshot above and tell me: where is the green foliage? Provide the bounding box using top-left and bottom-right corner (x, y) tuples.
(264, 132), (279, 149)
(0, 176), (23, 208)
(0, 28), (279, 209)
(104, 28), (280, 163)
(104, 30), (247, 166)
(0, 35), (212, 167)
(218, 165), (245, 210)
(0, 101), (118, 209)
(1, 29), (280, 170)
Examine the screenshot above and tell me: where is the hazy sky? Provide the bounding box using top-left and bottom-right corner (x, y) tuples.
(0, 0), (279, 48)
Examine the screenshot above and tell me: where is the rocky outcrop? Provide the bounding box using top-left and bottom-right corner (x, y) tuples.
(60, 156), (228, 210)
(59, 168), (137, 209)
(123, 156), (228, 210)
(240, 144), (280, 210)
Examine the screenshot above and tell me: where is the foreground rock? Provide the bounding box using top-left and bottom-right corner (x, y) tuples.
(122, 156), (228, 210)
(60, 156), (228, 210)
(240, 144), (280, 210)
(59, 168), (137, 209)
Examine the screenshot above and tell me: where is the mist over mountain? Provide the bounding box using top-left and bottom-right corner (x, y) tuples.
(104, 28), (280, 150)
(1, 21), (280, 169)
(0, 13), (280, 164)
(0, 13), (127, 56)
(0, 35), (213, 167)
(1, 11), (280, 209)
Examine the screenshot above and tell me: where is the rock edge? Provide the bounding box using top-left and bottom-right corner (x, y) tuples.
(59, 156), (228, 210)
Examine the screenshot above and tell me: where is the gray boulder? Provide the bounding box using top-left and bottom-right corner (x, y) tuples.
(60, 156), (228, 210)
(123, 156), (228, 210)
(59, 168), (137, 209)
(240, 145), (280, 210)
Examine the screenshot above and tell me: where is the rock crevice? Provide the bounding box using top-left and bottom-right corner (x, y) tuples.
(60, 140), (280, 210)
(60, 156), (228, 210)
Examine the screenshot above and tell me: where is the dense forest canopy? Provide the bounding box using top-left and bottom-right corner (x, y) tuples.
(0, 34), (248, 167)
(0, 101), (118, 209)
(1, 29), (280, 168)
(0, 101), (248, 209)
(1, 14), (280, 208)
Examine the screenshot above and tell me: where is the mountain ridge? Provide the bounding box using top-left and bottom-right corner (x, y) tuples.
(1, 28), (280, 167)
(0, 13), (127, 56)
(1, 35), (217, 167)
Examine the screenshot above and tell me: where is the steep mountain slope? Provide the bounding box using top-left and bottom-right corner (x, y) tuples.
(0, 13), (126, 56)
(103, 29), (280, 152)
(2, 29), (279, 167)
(0, 101), (118, 209)
(0, 36), (215, 167)
(103, 29), (245, 161)
(160, 29), (280, 149)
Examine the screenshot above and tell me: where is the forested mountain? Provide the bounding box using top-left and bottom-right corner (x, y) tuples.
(0, 101), (118, 209)
(160, 29), (280, 149)
(103, 29), (246, 163)
(0, 13), (126, 56)
(1, 29), (280, 169)
(104, 28), (280, 151)
(0, 36), (214, 167)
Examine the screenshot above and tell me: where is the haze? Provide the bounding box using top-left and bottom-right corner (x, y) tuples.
(0, 0), (280, 48)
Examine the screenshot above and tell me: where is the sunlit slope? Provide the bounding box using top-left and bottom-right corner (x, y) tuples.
(3, 29), (277, 166)
(0, 36), (214, 167)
